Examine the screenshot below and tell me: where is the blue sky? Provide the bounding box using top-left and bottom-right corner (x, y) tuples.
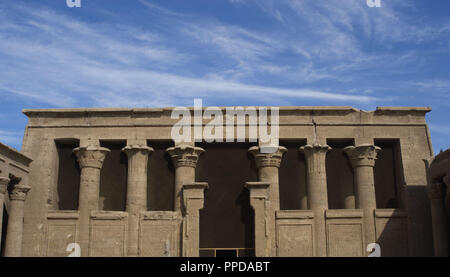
(0, 0), (449, 152)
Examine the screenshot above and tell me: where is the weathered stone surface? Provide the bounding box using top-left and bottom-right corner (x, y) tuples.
(276, 210), (314, 257)
(375, 209), (408, 257)
(89, 211), (128, 257)
(140, 212), (181, 257)
(326, 209), (364, 257)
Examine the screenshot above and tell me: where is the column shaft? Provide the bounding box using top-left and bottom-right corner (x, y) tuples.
(74, 146), (109, 257)
(300, 144), (330, 257)
(123, 145), (153, 257)
(428, 181), (449, 257)
(258, 167), (280, 210)
(167, 145), (204, 212)
(175, 167), (195, 210)
(249, 146), (286, 256)
(4, 184), (31, 257)
(344, 144), (380, 248)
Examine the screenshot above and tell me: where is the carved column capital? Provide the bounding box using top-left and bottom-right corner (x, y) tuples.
(8, 184), (31, 201)
(299, 144), (331, 174)
(122, 145), (154, 157)
(428, 181), (446, 200)
(73, 146), (110, 169)
(0, 177), (10, 195)
(299, 143), (331, 157)
(248, 146), (287, 168)
(167, 145), (205, 168)
(344, 144), (381, 168)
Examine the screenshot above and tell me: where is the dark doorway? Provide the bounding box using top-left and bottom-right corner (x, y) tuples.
(55, 139), (80, 210)
(99, 140), (128, 211)
(374, 139), (403, 209)
(279, 140), (307, 210)
(147, 140), (175, 211)
(196, 143), (257, 257)
(326, 139), (355, 209)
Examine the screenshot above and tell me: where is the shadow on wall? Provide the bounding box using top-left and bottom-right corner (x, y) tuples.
(99, 141), (128, 211)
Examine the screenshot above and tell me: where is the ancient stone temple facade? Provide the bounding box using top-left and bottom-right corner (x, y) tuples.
(9, 106), (436, 257)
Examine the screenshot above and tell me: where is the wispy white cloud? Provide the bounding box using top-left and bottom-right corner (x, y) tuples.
(0, 130), (23, 149)
(430, 125), (450, 136)
(0, 2), (378, 109)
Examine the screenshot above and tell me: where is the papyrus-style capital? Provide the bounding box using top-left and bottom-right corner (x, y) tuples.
(8, 184), (31, 201)
(299, 144), (331, 174)
(299, 144), (331, 157)
(73, 146), (110, 169)
(0, 177), (9, 195)
(122, 145), (154, 157)
(167, 145), (205, 168)
(248, 146), (287, 168)
(428, 182), (446, 200)
(344, 144), (381, 168)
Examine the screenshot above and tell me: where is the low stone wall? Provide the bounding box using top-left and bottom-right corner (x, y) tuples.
(45, 210), (183, 257)
(275, 210), (314, 257)
(275, 209), (408, 257)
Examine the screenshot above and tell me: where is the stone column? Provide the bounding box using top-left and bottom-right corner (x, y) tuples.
(122, 145), (153, 257)
(4, 182), (31, 257)
(299, 144), (331, 257)
(344, 144), (380, 248)
(0, 177), (9, 247)
(167, 145), (204, 212)
(428, 180), (449, 257)
(248, 146), (287, 256)
(73, 145), (110, 257)
(248, 146), (286, 212)
(181, 182), (208, 257)
(245, 182), (270, 257)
